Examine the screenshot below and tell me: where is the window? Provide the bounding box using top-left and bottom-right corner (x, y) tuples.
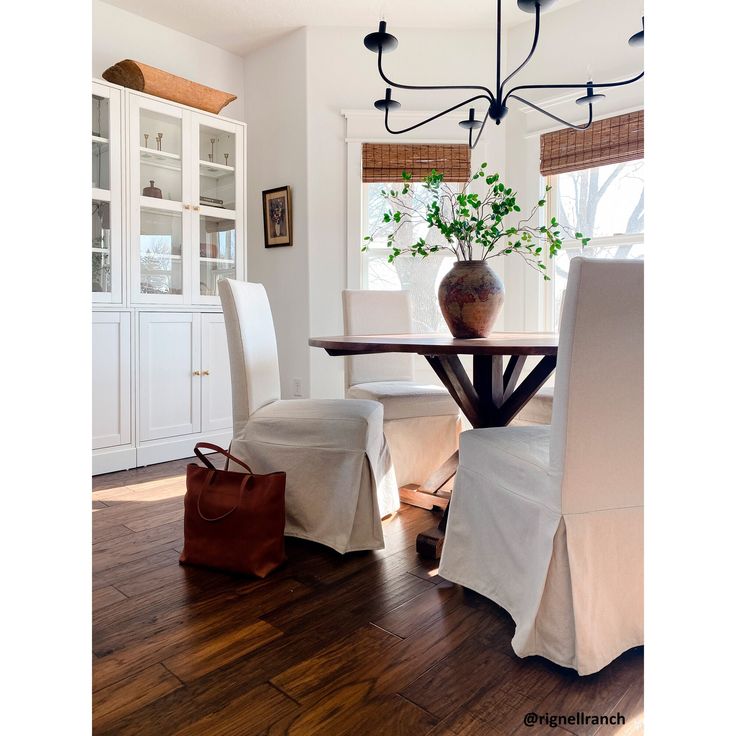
(546, 159), (644, 330)
(361, 181), (461, 333)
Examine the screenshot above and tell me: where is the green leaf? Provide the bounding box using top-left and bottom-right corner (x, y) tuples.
(538, 200), (546, 207)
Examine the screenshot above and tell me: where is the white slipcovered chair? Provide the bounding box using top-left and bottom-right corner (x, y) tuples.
(219, 279), (400, 554)
(342, 290), (461, 488)
(439, 258), (643, 675)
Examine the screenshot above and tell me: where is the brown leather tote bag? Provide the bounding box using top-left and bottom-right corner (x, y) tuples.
(179, 443), (286, 578)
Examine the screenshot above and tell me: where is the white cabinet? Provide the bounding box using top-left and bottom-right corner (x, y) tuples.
(92, 312), (131, 449)
(139, 312), (201, 441)
(128, 94), (245, 306)
(201, 313), (233, 433)
(91, 79), (245, 474)
(138, 312), (232, 445)
(92, 82), (123, 303)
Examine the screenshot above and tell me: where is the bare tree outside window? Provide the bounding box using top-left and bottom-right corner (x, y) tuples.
(551, 159), (644, 328)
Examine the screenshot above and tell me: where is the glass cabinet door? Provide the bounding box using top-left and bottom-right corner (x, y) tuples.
(140, 208), (184, 296)
(92, 82), (122, 303)
(192, 114), (243, 303)
(197, 214), (236, 297)
(130, 95), (191, 303)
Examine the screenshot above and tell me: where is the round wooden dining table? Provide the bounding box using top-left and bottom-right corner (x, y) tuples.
(308, 332), (559, 558)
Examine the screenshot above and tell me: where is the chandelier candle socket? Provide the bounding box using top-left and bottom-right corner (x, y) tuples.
(364, 0), (644, 148)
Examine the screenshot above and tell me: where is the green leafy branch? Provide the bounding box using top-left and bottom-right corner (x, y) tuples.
(362, 163), (590, 280)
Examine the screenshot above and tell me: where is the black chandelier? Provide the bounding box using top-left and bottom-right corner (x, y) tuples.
(363, 0), (644, 148)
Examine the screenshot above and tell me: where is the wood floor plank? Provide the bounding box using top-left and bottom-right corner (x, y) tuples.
(94, 548), (182, 590)
(270, 623), (400, 703)
(93, 523), (135, 545)
(427, 686), (542, 736)
(164, 619), (284, 683)
(401, 636), (523, 720)
(268, 686), (438, 736)
(272, 602), (494, 709)
(112, 555), (194, 598)
(372, 580), (465, 639)
(590, 668), (643, 736)
(94, 578), (313, 690)
(174, 683), (299, 736)
(93, 663), (182, 734)
(94, 576), (310, 654)
(93, 586), (127, 611)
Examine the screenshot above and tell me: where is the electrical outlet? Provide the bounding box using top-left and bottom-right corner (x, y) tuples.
(293, 378), (303, 397)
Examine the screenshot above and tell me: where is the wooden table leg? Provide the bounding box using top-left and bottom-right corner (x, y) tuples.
(414, 353), (557, 560)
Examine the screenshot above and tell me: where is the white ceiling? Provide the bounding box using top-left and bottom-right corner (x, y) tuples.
(100, 0), (585, 57)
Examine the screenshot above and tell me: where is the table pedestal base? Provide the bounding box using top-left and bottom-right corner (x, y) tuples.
(416, 525), (446, 559)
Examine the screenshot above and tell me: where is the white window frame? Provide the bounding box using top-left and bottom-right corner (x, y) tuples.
(359, 180), (462, 291)
(541, 168), (644, 331)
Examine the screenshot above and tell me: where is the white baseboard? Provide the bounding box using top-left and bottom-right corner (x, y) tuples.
(92, 446), (137, 475)
(135, 431), (233, 468)
(92, 431), (233, 475)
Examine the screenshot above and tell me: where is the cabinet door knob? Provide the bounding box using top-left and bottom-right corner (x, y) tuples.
(192, 370), (201, 376)
(202, 369), (210, 376)
(193, 205), (200, 211)
(183, 203), (191, 210)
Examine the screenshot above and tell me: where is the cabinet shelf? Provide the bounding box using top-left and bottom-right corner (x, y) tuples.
(141, 148), (182, 172)
(141, 253), (182, 260)
(199, 160), (234, 179)
(92, 187), (111, 203)
(199, 257), (235, 264)
(92, 135), (109, 144)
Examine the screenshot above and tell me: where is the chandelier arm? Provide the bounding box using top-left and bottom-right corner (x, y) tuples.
(507, 94), (593, 130)
(383, 95), (494, 135)
(503, 70), (644, 106)
(378, 46), (496, 101)
(469, 108), (491, 150)
(500, 4), (541, 97)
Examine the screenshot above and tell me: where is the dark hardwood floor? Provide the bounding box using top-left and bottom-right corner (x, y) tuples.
(92, 457), (643, 735)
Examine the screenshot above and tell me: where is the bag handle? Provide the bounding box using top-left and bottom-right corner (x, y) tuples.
(193, 442), (253, 474)
(196, 472), (252, 522)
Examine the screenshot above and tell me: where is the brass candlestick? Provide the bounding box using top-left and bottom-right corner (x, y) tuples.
(156, 132), (163, 151)
(144, 133), (149, 148)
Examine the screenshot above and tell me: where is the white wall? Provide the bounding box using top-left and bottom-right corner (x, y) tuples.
(92, 0), (245, 120)
(243, 29), (311, 399)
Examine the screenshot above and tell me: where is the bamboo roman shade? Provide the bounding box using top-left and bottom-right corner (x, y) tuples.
(362, 144), (470, 183)
(540, 110), (644, 177)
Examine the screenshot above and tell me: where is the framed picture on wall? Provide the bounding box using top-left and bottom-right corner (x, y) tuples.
(262, 186), (292, 247)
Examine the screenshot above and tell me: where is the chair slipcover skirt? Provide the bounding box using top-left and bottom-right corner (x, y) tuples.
(439, 427), (643, 676)
(347, 380), (461, 487)
(231, 398), (400, 554)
